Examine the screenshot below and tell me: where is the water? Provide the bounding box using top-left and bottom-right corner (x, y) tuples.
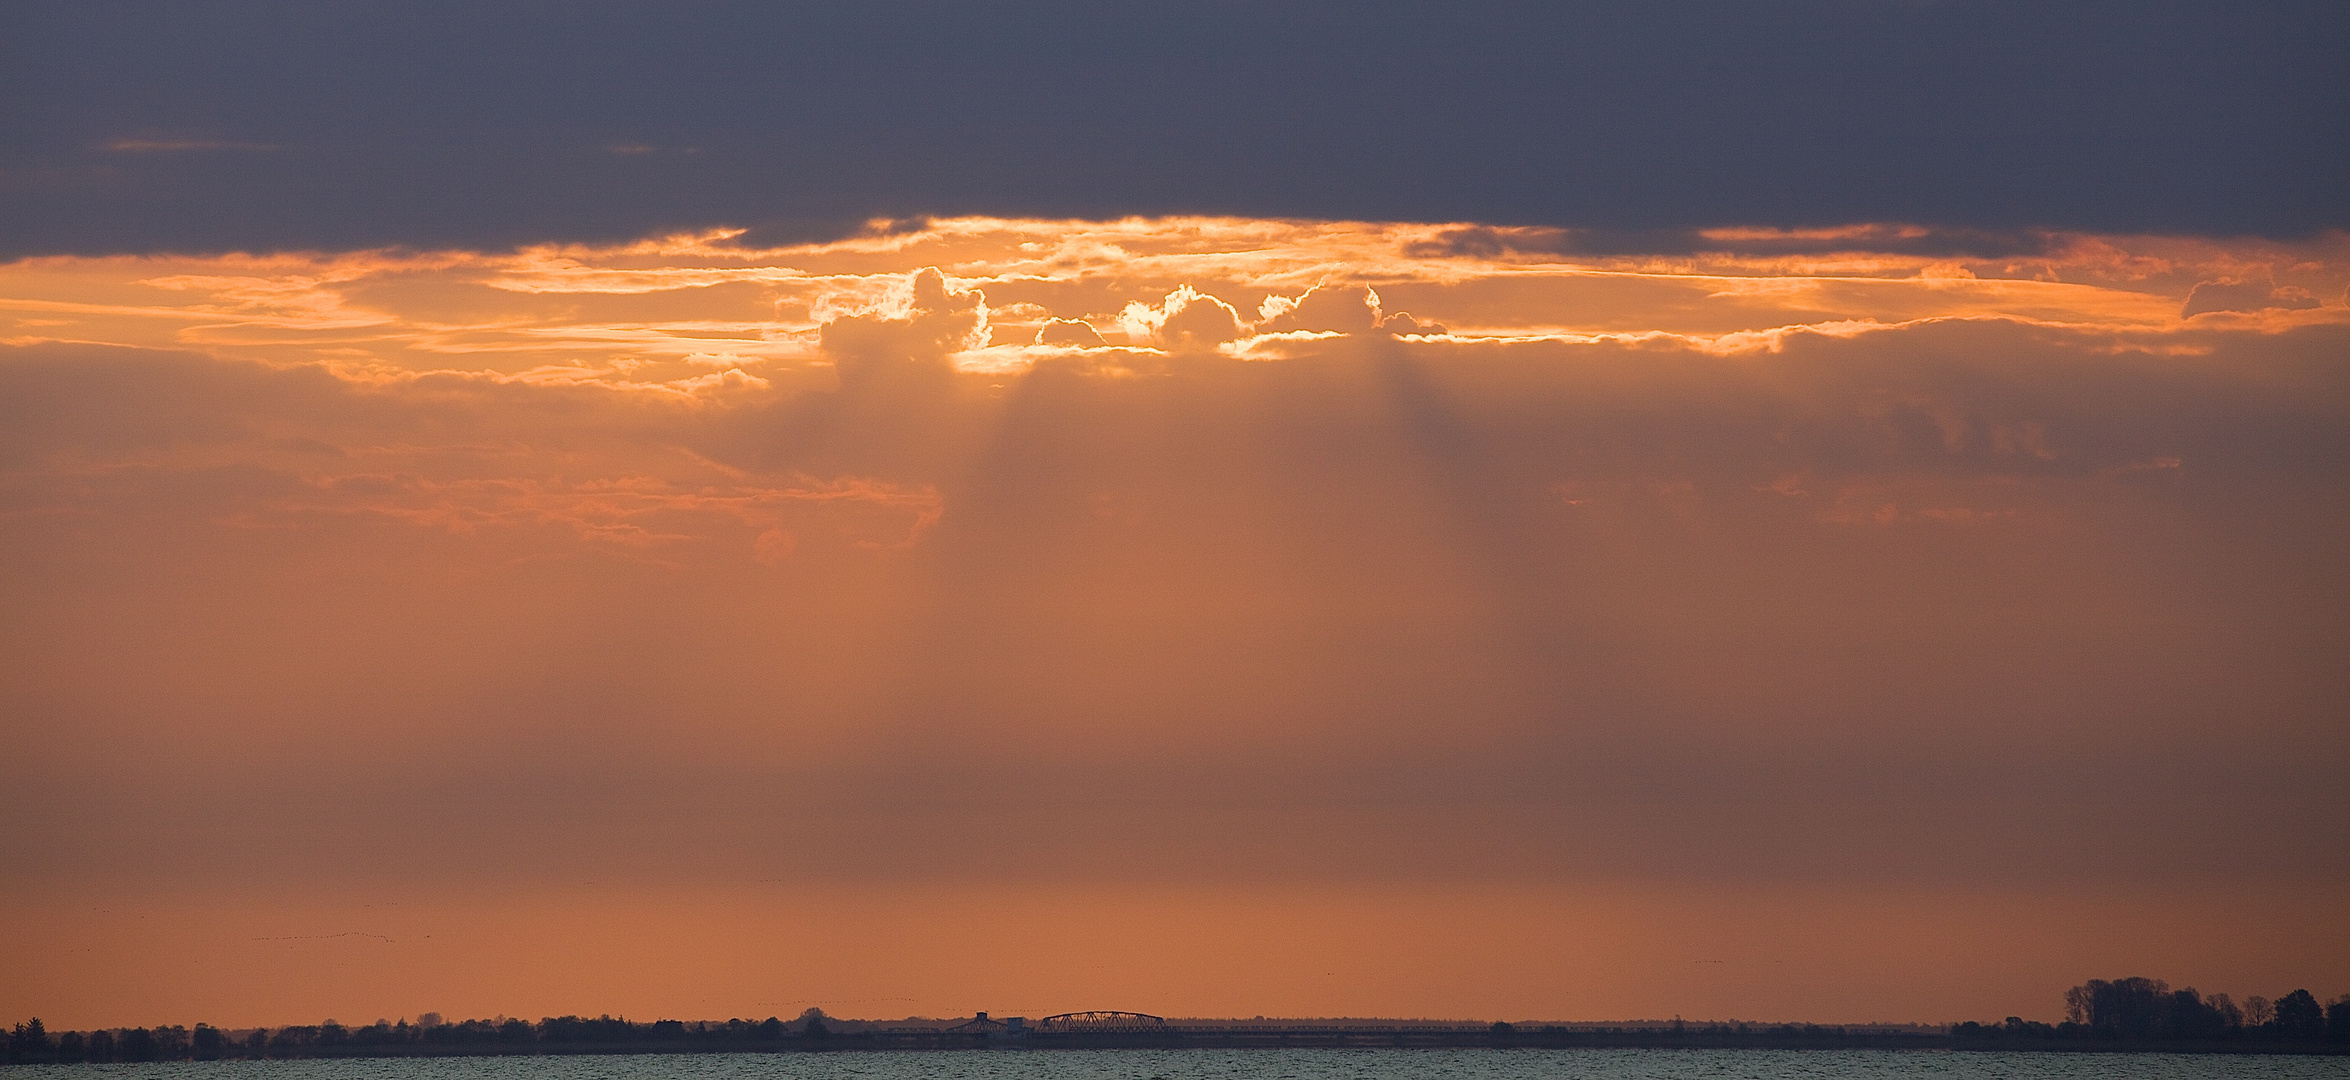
(5, 1049), (2345, 1080)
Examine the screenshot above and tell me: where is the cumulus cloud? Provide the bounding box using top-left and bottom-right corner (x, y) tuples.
(819, 267), (989, 389)
(1257, 283), (1380, 333)
(1378, 310), (1443, 334)
(1258, 283), (1446, 338)
(1034, 317), (1106, 347)
(1119, 284), (1248, 350)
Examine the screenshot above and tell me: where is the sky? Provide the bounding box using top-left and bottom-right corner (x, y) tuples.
(2, 1), (2347, 1032)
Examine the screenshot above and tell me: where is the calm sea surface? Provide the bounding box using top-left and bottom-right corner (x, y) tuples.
(5, 1050), (2347, 1080)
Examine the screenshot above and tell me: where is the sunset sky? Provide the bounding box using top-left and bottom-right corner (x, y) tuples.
(4, 1), (2346, 1032)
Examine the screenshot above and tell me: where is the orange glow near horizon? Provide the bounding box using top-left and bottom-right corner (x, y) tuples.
(3, 218), (2346, 1030)
(5, 217), (2342, 390)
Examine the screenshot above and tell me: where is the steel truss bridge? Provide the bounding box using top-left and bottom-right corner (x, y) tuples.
(1035, 1011), (1169, 1033)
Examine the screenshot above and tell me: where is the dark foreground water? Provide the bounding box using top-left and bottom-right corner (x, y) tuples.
(6, 1049), (2349, 1080)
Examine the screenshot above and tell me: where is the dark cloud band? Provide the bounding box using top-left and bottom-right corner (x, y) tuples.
(4, 0), (2345, 257)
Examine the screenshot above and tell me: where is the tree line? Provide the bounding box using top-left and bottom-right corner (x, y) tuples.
(3, 1011), (829, 1063)
(1952, 978), (2347, 1045)
(9, 982), (2349, 1063)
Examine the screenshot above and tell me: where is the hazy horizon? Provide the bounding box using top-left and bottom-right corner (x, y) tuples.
(5, 1), (2345, 1037)
(6, 219), (2343, 1030)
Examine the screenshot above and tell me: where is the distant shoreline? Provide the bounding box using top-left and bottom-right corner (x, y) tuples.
(9, 1025), (2348, 1063)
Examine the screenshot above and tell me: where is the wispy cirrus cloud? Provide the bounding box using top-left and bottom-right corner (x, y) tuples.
(101, 137), (278, 153)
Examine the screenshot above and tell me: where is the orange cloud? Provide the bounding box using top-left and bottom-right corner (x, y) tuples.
(3, 219), (2346, 1029)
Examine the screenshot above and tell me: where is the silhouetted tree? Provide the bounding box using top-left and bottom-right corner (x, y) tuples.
(2276, 990), (2324, 1039)
(272, 1025), (318, 1049)
(193, 1023), (223, 1059)
(2328, 996), (2350, 1042)
(437, 1019), (498, 1043)
(2165, 988), (2229, 1039)
(8, 1019), (48, 1058)
(119, 1027), (157, 1061)
(2245, 996), (2274, 1027)
(152, 1025), (191, 1059)
(86, 1029), (116, 1061)
(2069, 977), (2169, 1038)
(2002, 1017), (2056, 1037)
(800, 1008), (830, 1038)
(542, 1014), (638, 1043)
(2064, 983), (2093, 1025)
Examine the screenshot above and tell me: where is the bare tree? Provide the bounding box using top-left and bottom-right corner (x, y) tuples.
(2065, 983), (2097, 1025)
